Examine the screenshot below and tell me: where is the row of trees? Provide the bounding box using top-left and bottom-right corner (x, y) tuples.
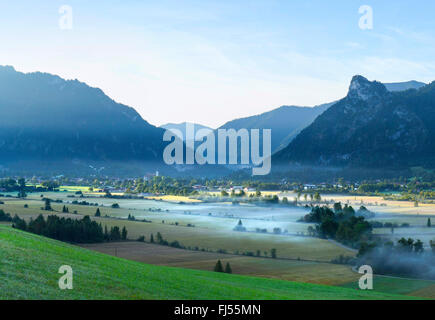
(0, 209), (12, 222)
(12, 214), (127, 243)
(214, 260), (232, 274)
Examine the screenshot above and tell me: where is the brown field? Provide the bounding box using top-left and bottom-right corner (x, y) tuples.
(81, 241), (359, 286)
(409, 284), (435, 299)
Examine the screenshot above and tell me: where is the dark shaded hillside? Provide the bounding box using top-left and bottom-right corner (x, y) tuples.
(219, 103), (333, 153)
(0, 66), (165, 163)
(274, 76), (435, 168)
(216, 81), (418, 155)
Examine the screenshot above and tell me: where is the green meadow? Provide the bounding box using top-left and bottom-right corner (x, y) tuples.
(0, 225), (416, 300)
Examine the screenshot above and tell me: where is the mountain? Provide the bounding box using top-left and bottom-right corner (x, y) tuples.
(218, 103), (334, 153)
(215, 81), (420, 155)
(0, 66), (166, 172)
(274, 76), (435, 168)
(384, 81), (426, 92)
(160, 122), (213, 142)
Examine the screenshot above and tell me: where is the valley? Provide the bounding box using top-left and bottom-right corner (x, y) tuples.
(2, 187), (435, 299)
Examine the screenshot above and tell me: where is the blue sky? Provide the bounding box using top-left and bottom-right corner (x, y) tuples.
(0, 0), (434, 127)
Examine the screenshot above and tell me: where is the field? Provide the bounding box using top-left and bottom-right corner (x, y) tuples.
(0, 193), (355, 262)
(0, 225), (412, 300)
(143, 195), (202, 203)
(340, 276), (435, 299)
(81, 241), (359, 286)
(2, 190), (435, 299)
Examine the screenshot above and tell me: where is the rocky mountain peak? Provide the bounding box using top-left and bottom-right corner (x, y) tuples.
(347, 75), (388, 102)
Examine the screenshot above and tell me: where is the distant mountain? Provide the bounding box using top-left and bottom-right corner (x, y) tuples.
(217, 81), (425, 154)
(274, 76), (435, 168)
(384, 81), (426, 92)
(160, 122), (213, 142)
(218, 103), (334, 153)
(0, 66), (166, 171)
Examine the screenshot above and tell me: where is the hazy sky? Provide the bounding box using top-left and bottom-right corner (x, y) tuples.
(1, 0), (434, 128)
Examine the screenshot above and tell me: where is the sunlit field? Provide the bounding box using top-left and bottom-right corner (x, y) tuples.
(2, 189), (435, 299)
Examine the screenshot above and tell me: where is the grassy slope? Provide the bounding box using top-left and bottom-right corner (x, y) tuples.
(0, 226), (417, 300)
(341, 277), (435, 298)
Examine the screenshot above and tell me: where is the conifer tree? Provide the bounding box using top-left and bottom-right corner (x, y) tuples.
(214, 260), (224, 272)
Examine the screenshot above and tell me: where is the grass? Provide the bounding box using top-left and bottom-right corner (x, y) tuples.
(0, 225), (417, 300)
(340, 276), (435, 299)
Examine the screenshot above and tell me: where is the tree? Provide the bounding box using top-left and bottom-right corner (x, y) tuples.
(214, 260), (224, 272)
(121, 226), (127, 240)
(333, 202), (343, 213)
(271, 248), (277, 259)
(398, 238), (414, 252)
(314, 192), (321, 202)
(414, 239), (424, 253)
(110, 226), (121, 241)
(156, 232), (163, 244)
(224, 262), (232, 274)
(428, 218), (432, 228)
(17, 178), (27, 198)
(44, 198), (52, 211)
(150, 234), (154, 243)
(255, 190), (262, 197)
(95, 208), (101, 217)
(307, 226), (315, 236)
(62, 205), (69, 213)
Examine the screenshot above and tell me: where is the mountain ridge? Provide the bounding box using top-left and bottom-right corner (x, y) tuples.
(0, 65), (166, 170)
(274, 75), (435, 168)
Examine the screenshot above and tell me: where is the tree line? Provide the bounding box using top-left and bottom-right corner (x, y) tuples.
(12, 214), (128, 243)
